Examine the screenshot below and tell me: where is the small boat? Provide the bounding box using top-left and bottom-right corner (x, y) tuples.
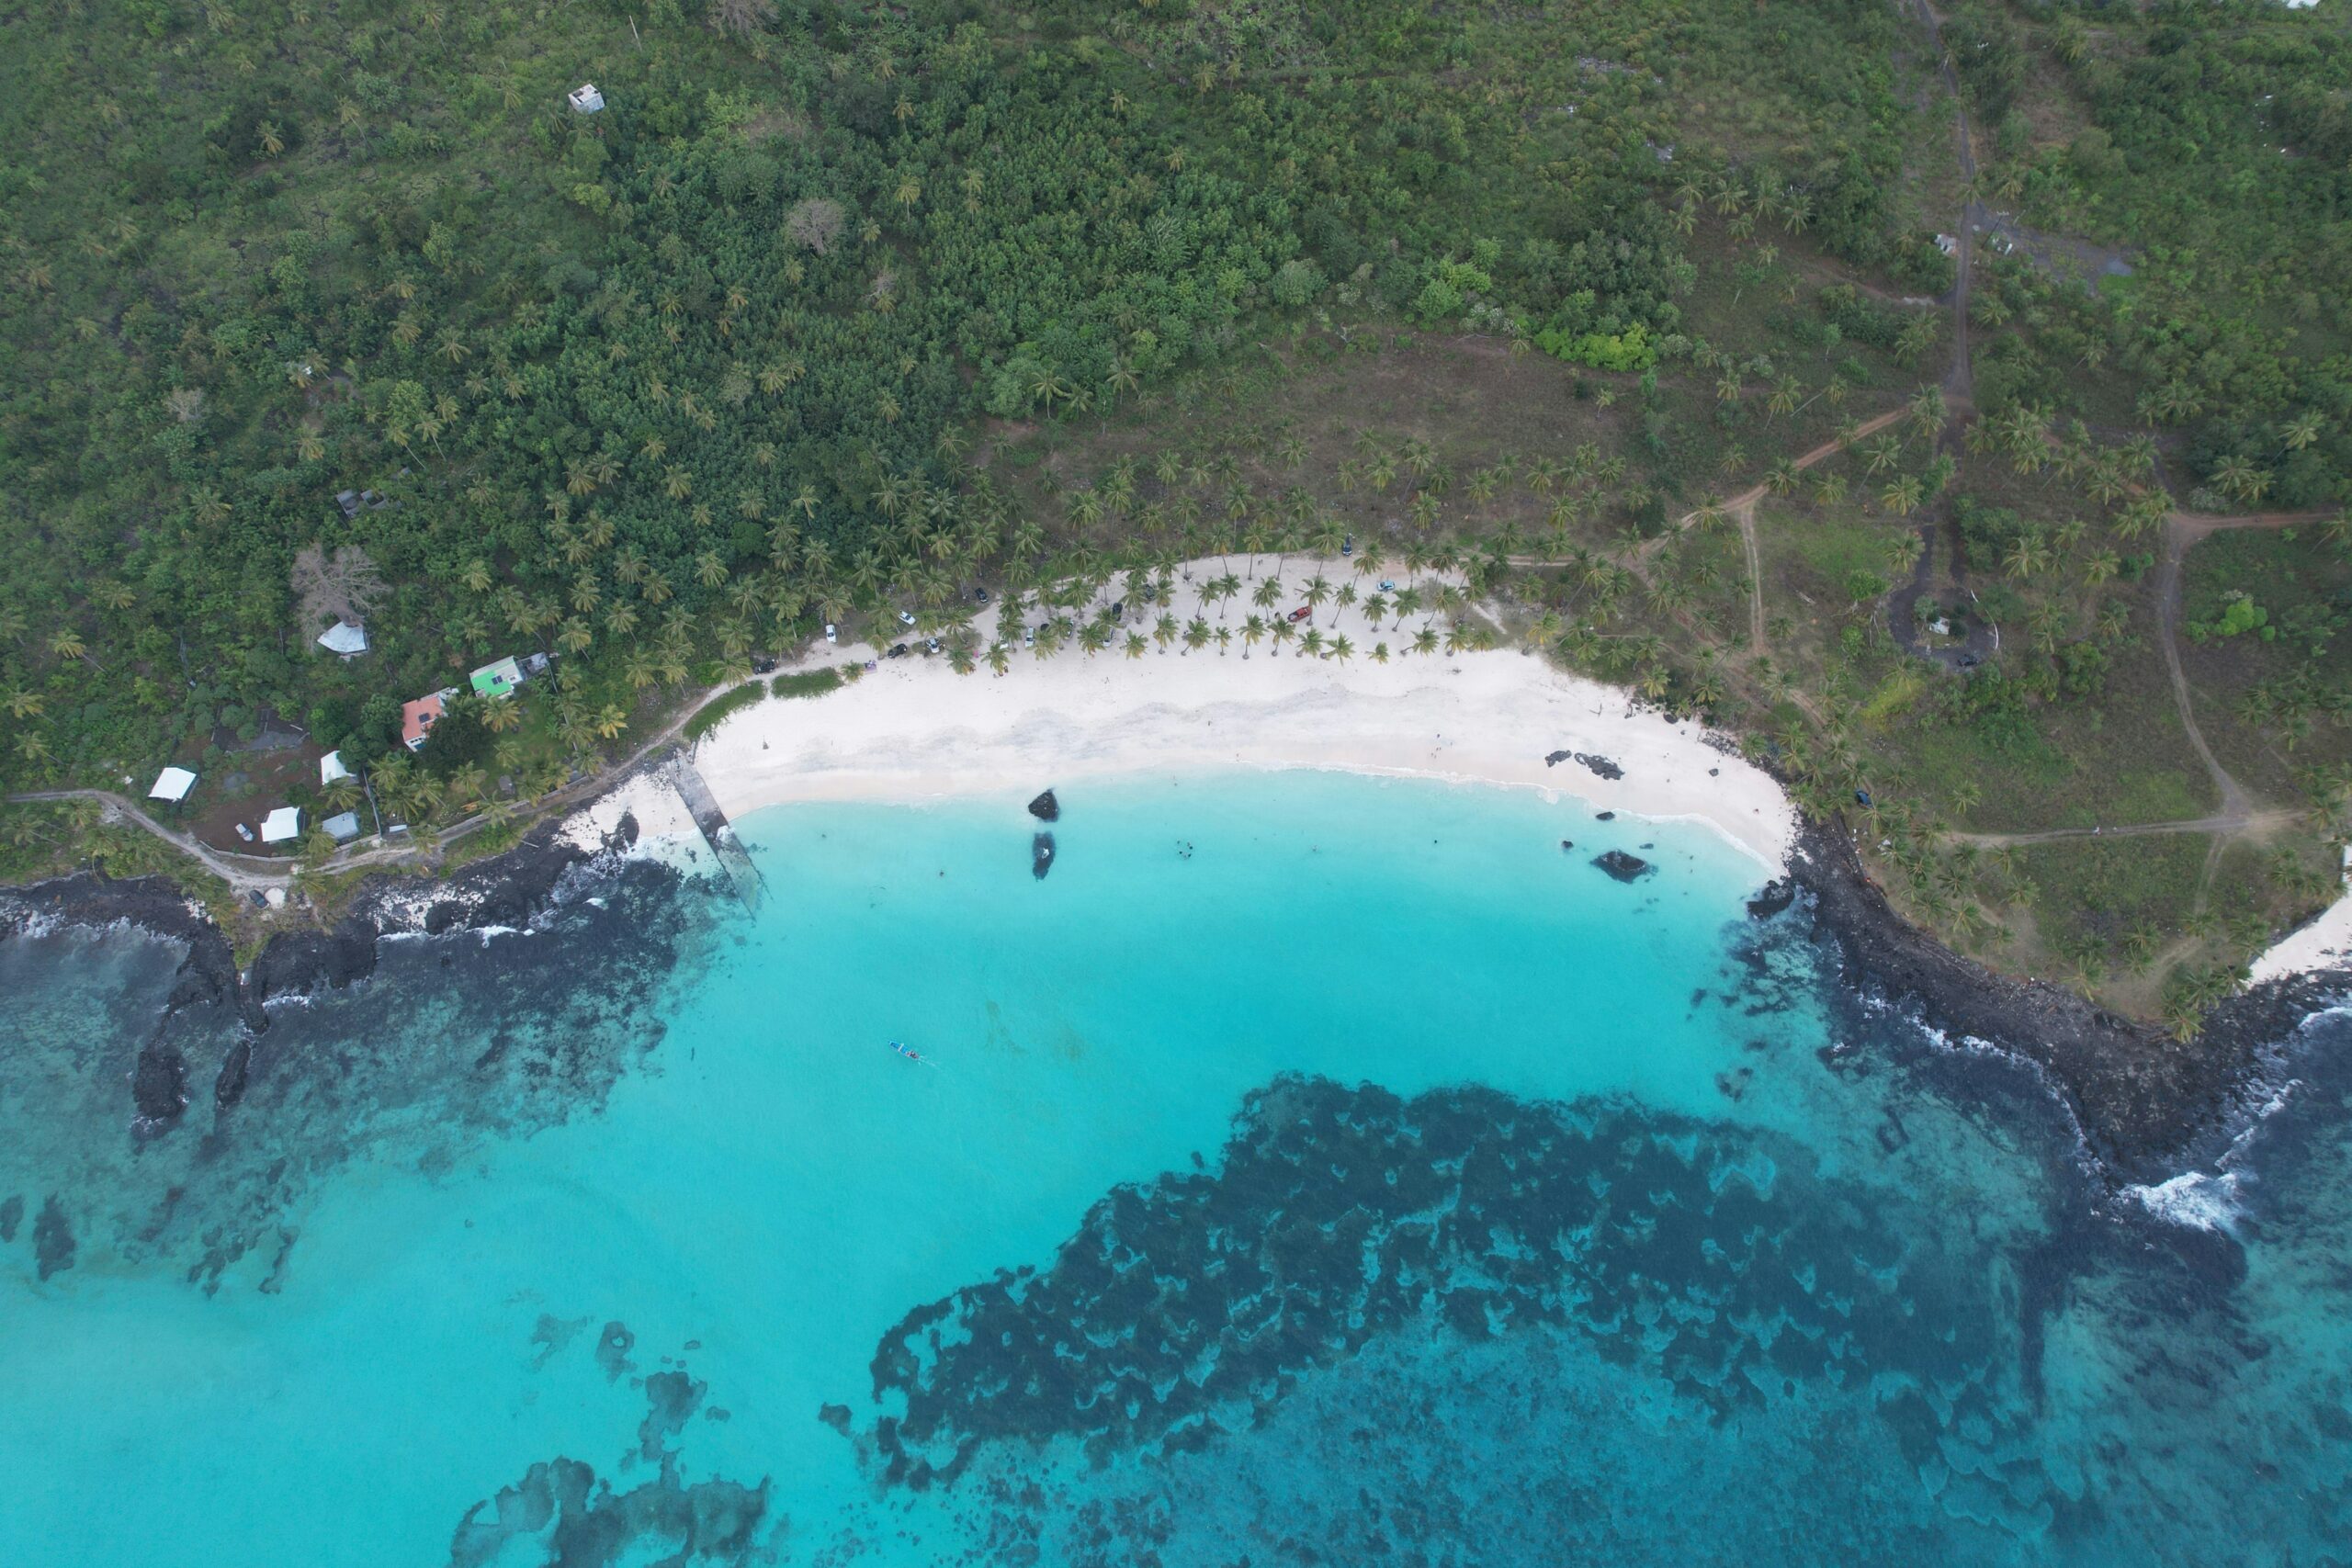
(888, 1040), (928, 1064)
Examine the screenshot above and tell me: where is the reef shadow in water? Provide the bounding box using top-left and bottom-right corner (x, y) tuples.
(451, 1336), (772, 1568)
(864, 1072), (2083, 1496)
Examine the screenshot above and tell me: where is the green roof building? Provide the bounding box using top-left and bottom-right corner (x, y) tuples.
(469, 656), (525, 700)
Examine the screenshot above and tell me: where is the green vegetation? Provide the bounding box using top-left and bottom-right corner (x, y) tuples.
(1, 0), (2348, 1035)
(682, 680), (765, 743)
(772, 667), (842, 700)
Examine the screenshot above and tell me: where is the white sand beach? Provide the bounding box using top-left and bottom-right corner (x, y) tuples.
(665, 558), (1796, 873)
(2248, 865), (2352, 987)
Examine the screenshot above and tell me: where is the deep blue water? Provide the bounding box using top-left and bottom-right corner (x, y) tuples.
(2, 771), (2348, 1566)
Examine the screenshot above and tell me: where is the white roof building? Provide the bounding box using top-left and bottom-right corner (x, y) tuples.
(321, 750), (352, 786)
(149, 766), (198, 803)
(569, 83), (605, 114)
(260, 807), (303, 843)
(317, 621), (369, 657)
(322, 811), (363, 843)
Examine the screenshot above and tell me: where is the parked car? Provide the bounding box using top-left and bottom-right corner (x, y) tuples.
(924, 637), (942, 655)
(1023, 627), (1035, 648)
(1378, 580), (1396, 592)
(1289, 606), (1313, 623)
(888, 642), (910, 659)
(973, 588), (990, 604)
(751, 655), (777, 674)
(233, 823), (254, 841)
(1110, 600), (1125, 622)
(824, 623), (838, 644)
(898, 610), (917, 626)
(1341, 534), (1354, 555)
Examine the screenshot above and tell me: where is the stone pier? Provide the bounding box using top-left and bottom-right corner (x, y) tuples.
(667, 759), (764, 911)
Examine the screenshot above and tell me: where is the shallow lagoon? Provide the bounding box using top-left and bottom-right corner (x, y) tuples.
(4, 771), (2348, 1565)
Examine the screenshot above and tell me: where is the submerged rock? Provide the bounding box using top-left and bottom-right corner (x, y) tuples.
(596, 1320), (637, 1382)
(131, 1043), (188, 1134)
(33, 1195), (74, 1280)
(1033, 832), (1056, 880)
(213, 1039), (252, 1109)
(0, 1193), (20, 1243)
(1747, 878), (1797, 919)
(1028, 788), (1060, 822)
(1592, 849), (1653, 883)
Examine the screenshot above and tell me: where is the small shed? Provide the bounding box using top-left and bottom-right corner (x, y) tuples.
(470, 656), (525, 700)
(401, 692), (447, 751)
(260, 807), (303, 844)
(569, 83), (605, 114)
(317, 621), (369, 658)
(149, 766), (198, 803)
(322, 811), (363, 843)
(321, 750), (352, 786)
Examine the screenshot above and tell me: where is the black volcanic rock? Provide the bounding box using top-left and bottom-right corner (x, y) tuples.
(1747, 877), (1796, 919)
(1592, 849), (1653, 883)
(247, 916), (379, 1002)
(1033, 832), (1056, 880)
(131, 1043), (188, 1132)
(214, 1039), (252, 1109)
(1028, 789), (1060, 822)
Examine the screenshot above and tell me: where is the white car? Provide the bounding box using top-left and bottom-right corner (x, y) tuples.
(824, 624), (838, 644)
(897, 610), (917, 626)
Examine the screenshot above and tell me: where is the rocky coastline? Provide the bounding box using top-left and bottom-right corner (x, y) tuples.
(1782, 818), (2350, 1181)
(0, 812), (644, 1139)
(3, 796), (2344, 1188)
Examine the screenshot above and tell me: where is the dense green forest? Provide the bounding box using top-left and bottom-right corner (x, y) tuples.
(2, 0), (2349, 1026)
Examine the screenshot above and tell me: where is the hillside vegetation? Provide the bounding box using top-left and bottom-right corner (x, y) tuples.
(2, 0), (2349, 1031)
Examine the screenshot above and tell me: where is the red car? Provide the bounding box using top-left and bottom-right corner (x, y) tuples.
(1288, 606), (1313, 623)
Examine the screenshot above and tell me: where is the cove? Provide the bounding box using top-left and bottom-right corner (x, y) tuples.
(2, 770), (2348, 1566)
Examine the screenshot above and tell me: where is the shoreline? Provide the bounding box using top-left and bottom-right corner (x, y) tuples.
(685, 572), (1793, 874)
(6, 561), (2348, 1182)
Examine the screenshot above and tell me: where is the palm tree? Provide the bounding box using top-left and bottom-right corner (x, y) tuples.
(1153, 613), (1178, 653)
(1907, 386), (1947, 443)
(1241, 615), (1266, 658)
(1412, 626), (1440, 658)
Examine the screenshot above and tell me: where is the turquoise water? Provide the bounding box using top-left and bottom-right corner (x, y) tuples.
(3, 771), (2348, 1564)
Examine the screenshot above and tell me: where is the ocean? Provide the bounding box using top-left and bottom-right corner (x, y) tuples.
(3, 770), (2348, 1565)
